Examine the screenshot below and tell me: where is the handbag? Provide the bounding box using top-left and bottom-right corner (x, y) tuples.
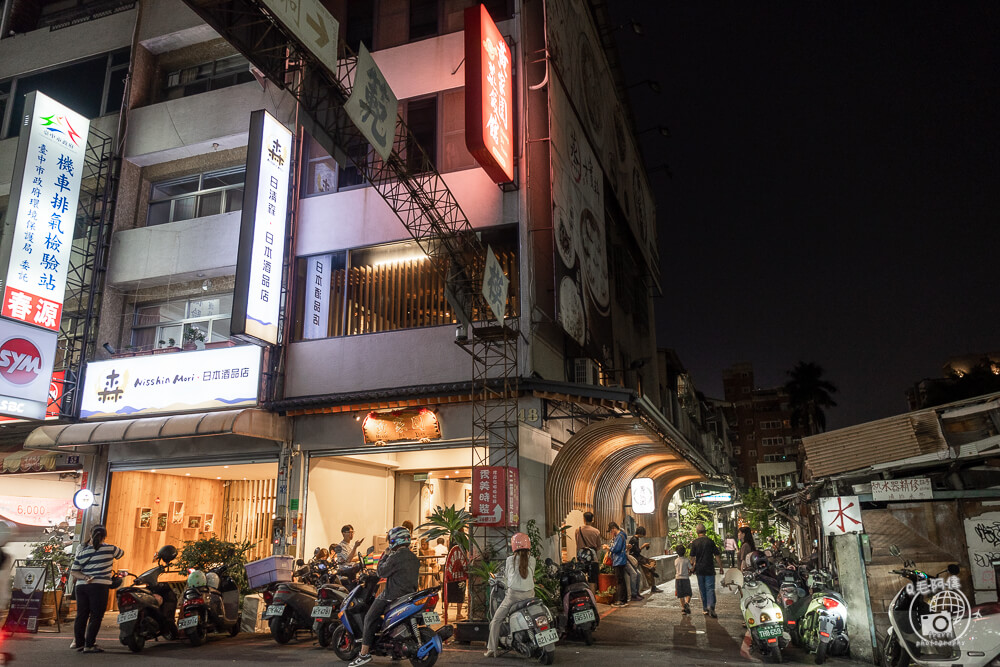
(110, 573), (124, 589)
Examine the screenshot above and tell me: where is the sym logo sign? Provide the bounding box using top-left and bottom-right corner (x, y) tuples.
(0, 320), (58, 420)
(0, 338), (44, 385)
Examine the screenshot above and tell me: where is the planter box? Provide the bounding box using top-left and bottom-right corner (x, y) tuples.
(597, 573), (616, 593)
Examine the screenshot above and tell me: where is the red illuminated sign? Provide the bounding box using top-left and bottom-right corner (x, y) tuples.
(465, 4), (513, 183)
(0, 369), (63, 423)
(472, 466), (519, 527)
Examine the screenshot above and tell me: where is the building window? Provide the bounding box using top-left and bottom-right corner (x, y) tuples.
(345, 1), (376, 53)
(163, 54), (255, 101)
(748, 449), (757, 458)
(745, 418), (753, 425)
(760, 420), (782, 429)
(761, 437), (785, 447)
(293, 227), (518, 339)
(131, 294), (234, 350)
(0, 48), (130, 139)
(147, 167), (245, 226)
(734, 447), (741, 455)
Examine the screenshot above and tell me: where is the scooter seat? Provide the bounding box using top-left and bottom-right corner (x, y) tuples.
(388, 587), (439, 610)
(284, 582), (318, 595)
(509, 597), (539, 614)
(971, 602), (1000, 617)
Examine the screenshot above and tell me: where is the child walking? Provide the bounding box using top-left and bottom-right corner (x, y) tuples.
(674, 545), (692, 614)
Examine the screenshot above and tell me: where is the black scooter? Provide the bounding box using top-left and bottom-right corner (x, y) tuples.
(549, 553), (599, 644)
(178, 564), (240, 645)
(313, 563), (357, 647)
(116, 550), (179, 652)
(263, 560), (322, 644)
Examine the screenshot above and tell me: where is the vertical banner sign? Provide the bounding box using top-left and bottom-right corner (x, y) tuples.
(3, 565), (47, 632)
(303, 254), (332, 339)
(232, 110), (292, 345)
(473, 466), (519, 527)
(465, 4), (514, 183)
(0, 91), (90, 332)
(481, 245), (509, 322)
(344, 43), (398, 161)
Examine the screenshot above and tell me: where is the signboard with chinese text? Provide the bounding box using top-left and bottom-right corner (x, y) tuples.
(0, 91), (90, 332)
(444, 545), (468, 583)
(819, 495), (864, 536)
(0, 319), (58, 420)
(870, 477), (933, 502)
(362, 408), (441, 445)
(0, 495), (76, 527)
(259, 0), (339, 81)
(345, 43), (397, 161)
(482, 245), (509, 322)
(472, 466), (519, 527)
(302, 254), (332, 339)
(630, 477), (655, 514)
(232, 110), (292, 345)
(79, 345), (262, 418)
(3, 565), (47, 632)
(465, 4), (514, 183)
(0, 369), (65, 423)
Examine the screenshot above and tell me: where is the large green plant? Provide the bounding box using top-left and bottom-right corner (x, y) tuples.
(27, 526), (74, 590)
(176, 536), (256, 593)
(742, 487), (777, 541)
(668, 501), (722, 549)
(418, 504), (471, 553)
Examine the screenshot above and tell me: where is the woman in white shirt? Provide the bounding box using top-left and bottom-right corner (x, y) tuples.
(484, 532), (535, 658)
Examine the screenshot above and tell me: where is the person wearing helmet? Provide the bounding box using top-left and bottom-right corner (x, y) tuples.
(349, 526), (420, 667)
(484, 532), (535, 658)
(70, 524), (124, 652)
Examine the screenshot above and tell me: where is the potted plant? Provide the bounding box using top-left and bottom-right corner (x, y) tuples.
(597, 557), (617, 594)
(418, 505), (471, 616)
(27, 524), (75, 622)
(175, 536), (256, 594)
(595, 586), (615, 605)
(182, 326), (206, 350)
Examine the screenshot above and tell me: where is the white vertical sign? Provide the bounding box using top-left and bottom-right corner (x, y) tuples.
(345, 43), (397, 161)
(234, 110), (292, 345)
(303, 254), (332, 339)
(2, 92), (90, 332)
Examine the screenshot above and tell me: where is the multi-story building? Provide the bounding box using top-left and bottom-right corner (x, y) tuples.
(723, 362), (807, 491)
(0, 0), (721, 567)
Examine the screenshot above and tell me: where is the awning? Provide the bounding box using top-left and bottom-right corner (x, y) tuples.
(25, 408), (290, 449)
(0, 449), (57, 473)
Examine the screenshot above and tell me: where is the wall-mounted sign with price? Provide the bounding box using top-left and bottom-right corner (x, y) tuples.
(472, 466), (519, 527)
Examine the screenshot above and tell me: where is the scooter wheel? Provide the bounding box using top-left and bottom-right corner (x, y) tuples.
(124, 630), (145, 653)
(881, 633), (907, 667)
(815, 640), (827, 665)
(538, 646), (555, 665)
(269, 615), (295, 644)
(229, 621), (240, 637)
(317, 622), (334, 648)
(186, 624), (207, 647)
(408, 627), (439, 667)
(763, 645), (782, 663)
(581, 628), (594, 646)
(331, 625), (360, 661)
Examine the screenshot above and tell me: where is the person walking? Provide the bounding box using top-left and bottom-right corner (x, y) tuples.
(723, 534), (738, 567)
(604, 522), (629, 607)
(574, 512), (602, 586)
(485, 533), (535, 658)
(737, 526), (756, 570)
(628, 526), (659, 594)
(69, 524), (124, 653)
(674, 545), (693, 614)
(688, 523), (724, 617)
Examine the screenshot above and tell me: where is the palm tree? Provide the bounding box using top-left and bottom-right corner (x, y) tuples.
(784, 361), (838, 434)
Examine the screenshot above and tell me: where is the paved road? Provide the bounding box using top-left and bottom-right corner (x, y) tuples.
(2, 581), (873, 666)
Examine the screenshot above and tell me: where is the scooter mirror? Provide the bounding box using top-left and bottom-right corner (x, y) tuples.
(888, 544), (901, 558)
(948, 564), (960, 575)
(366, 546), (376, 555)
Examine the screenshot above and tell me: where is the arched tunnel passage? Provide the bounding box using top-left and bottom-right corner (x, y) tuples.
(545, 417), (705, 536)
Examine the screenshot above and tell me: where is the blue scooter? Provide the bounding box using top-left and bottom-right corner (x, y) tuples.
(331, 550), (452, 666)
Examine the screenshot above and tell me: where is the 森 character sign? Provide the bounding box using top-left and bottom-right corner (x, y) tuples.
(1, 92), (90, 333)
(465, 4), (513, 183)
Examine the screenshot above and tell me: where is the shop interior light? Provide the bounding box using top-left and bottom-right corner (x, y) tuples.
(224, 465), (229, 469)
(185, 473), (190, 476)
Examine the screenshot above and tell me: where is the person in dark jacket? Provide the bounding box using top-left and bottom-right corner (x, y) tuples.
(349, 526), (420, 667)
(628, 526), (660, 593)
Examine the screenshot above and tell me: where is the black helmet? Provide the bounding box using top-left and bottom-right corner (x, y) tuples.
(747, 550), (769, 574)
(576, 547), (595, 564)
(155, 544), (178, 563)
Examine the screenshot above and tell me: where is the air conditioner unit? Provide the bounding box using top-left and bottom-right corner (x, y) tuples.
(573, 358), (598, 385)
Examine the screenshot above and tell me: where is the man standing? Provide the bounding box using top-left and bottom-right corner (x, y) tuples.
(574, 512), (602, 585)
(688, 523), (724, 617)
(334, 524), (365, 567)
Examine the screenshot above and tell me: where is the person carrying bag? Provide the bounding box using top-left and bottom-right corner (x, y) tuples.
(69, 525), (124, 653)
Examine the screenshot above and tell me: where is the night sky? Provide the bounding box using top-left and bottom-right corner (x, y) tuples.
(610, 2), (1000, 428)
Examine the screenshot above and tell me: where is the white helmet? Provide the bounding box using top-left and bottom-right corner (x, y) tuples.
(187, 570), (207, 588)
(205, 572), (220, 589)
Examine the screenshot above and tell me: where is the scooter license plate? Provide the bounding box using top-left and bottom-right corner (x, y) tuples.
(422, 612), (441, 625)
(177, 615), (200, 630)
(757, 624), (783, 639)
(536, 628), (559, 646)
(573, 609), (596, 625)
(311, 605), (333, 618)
(264, 604), (285, 618)
(117, 609), (139, 624)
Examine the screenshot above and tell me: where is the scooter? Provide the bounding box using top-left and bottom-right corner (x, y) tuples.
(332, 550), (452, 666)
(313, 564), (357, 648)
(178, 565), (241, 645)
(724, 568), (788, 663)
(488, 562), (558, 665)
(882, 545), (1000, 667)
(549, 553), (599, 645)
(116, 548), (180, 652)
(263, 560), (319, 644)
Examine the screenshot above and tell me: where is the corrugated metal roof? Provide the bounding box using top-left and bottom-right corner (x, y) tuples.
(803, 411), (946, 478)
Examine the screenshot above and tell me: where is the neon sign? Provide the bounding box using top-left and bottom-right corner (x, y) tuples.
(465, 4), (513, 183)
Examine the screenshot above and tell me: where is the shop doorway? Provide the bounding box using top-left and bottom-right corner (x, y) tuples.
(105, 462), (277, 578)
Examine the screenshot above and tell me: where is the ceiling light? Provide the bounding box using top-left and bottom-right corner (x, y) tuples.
(150, 469), (156, 473)
(217, 476), (221, 479)
(454, 470), (460, 474)
(185, 473), (191, 476)
(224, 466), (229, 469)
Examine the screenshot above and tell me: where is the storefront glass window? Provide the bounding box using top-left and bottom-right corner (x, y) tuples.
(131, 293), (234, 350)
